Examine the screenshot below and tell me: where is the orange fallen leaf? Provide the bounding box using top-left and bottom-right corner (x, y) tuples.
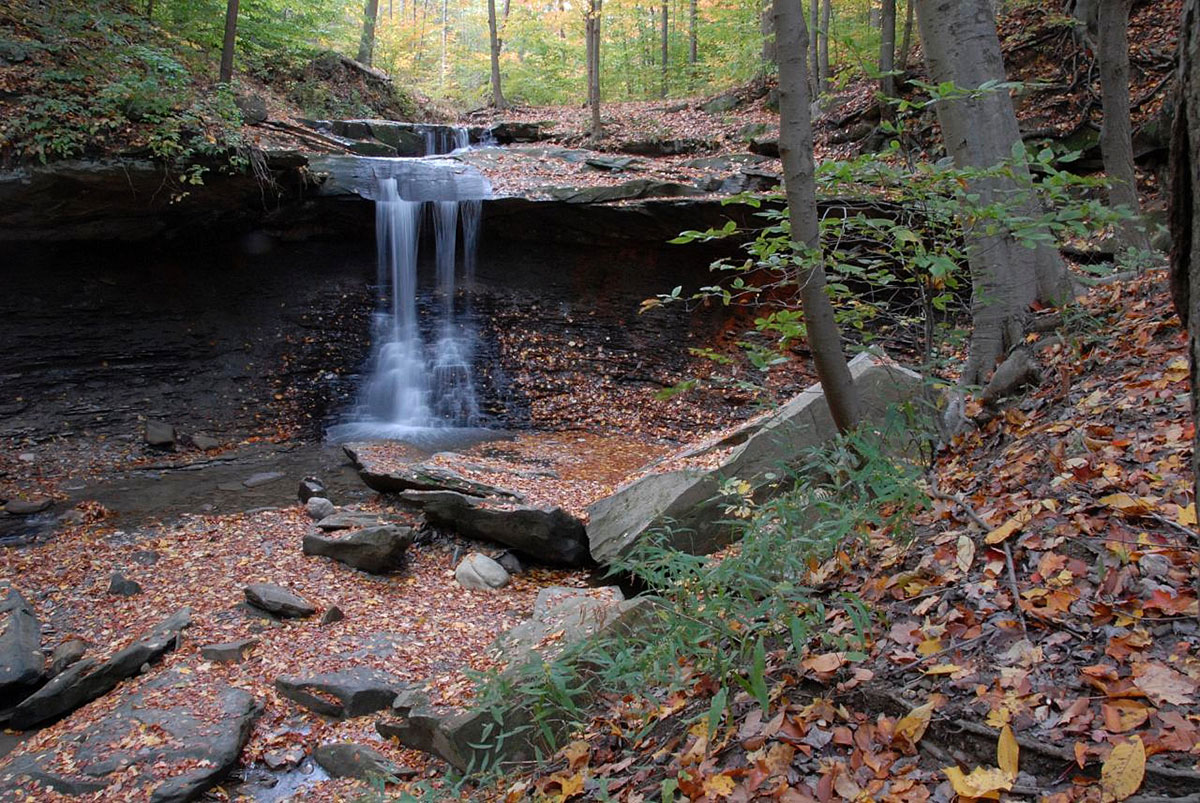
(985, 509), (1032, 544)
(1102, 699), (1151, 733)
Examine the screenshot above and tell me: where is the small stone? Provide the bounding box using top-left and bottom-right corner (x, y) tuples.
(4, 498), (52, 515)
(298, 477), (326, 503)
(305, 497), (336, 520)
(145, 421), (175, 448)
(322, 605), (345, 625)
(49, 639), (88, 677)
(313, 742), (414, 781)
(131, 550), (160, 566)
(200, 638), (259, 663)
(17, 453), (35, 463)
(455, 553), (511, 590)
(191, 433), (220, 451)
(108, 572), (142, 597)
(235, 93), (268, 124)
(496, 551), (524, 575)
(243, 472), (285, 489)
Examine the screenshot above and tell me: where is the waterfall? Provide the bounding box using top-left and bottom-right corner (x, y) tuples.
(328, 126), (489, 444)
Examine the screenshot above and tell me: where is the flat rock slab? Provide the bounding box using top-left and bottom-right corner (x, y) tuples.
(313, 742), (414, 781)
(3, 499), (52, 516)
(244, 584), (315, 619)
(586, 352), (923, 566)
(200, 638), (259, 663)
(9, 608), (191, 730)
(276, 667), (405, 719)
(400, 490), (590, 567)
(315, 510), (383, 531)
(0, 588), (44, 707)
(358, 462), (520, 499)
(302, 525), (414, 574)
(243, 471), (286, 488)
(0, 669), (258, 802)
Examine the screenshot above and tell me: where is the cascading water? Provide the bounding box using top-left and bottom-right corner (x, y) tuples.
(327, 126), (491, 444)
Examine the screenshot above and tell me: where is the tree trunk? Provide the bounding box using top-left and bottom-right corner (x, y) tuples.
(357, 0), (380, 67)
(773, 0), (860, 434)
(689, 0), (698, 66)
(661, 2), (669, 98)
(1168, 0), (1198, 607)
(899, 0), (915, 68)
(809, 0), (819, 96)
(146, 0), (154, 21)
(761, 1), (776, 71)
(587, 0), (603, 140)
(219, 0), (239, 84)
(1097, 0), (1151, 251)
(818, 0), (831, 94)
(879, 0), (897, 104)
(915, 0), (1075, 387)
(487, 0), (508, 109)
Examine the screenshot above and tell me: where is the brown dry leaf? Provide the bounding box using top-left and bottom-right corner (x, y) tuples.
(1103, 699), (1152, 733)
(1099, 493), (1156, 517)
(924, 664), (963, 675)
(893, 697), (938, 752)
(703, 772), (737, 798)
(1100, 736), (1146, 802)
(1131, 662), (1198, 706)
(956, 534), (976, 573)
(943, 765), (1014, 799)
(1178, 502), (1197, 526)
(563, 739), (591, 771)
(997, 724), (1019, 777)
(985, 509), (1032, 545)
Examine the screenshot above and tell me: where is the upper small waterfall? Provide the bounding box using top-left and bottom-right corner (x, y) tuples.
(327, 126), (491, 444)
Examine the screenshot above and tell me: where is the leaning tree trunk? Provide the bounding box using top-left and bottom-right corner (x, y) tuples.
(899, 0), (914, 68)
(219, 0), (239, 84)
(358, 0), (380, 66)
(1170, 0), (1198, 527)
(773, 0), (860, 433)
(1098, 0), (1151, 251)
(879, 0), (897, 114)
(487, 0), (508, 109)
(915, 0), (1075, 387)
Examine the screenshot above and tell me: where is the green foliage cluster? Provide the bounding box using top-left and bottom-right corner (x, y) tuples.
(1, 2), (246, 175)
(463, 417), (928, 780)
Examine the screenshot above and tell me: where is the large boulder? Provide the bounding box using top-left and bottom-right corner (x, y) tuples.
(358, 462), (520, 499)
(313, 742), (413, 781)
(9, 608), (191, 730)
(0, 588), (44, 707)
(276, 667), (405, 719)
(586, 352), (923, 566)
(302, 525), (414, 574)
(0, 670), (258, 802)
(243, 584), (315, 619)
(400, 490), (590, 567)
(454, 553), (510, 590)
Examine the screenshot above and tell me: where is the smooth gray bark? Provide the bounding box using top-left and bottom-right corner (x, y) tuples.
(487, 0), (508, 109)
(773, 0), (860, 433)
(1097, 0), (1151, 251)
(915, 0), (1074, 386)
(809, 0), (819, 94)
(689, 0), (698, 66)
(219, 0), (238, 84)
(1169, 0), (1198, 522)
(586, 0), (603, 139)
(879, 0), (897, 100)
(661, 2), (669, 97)
(899, 0), (915, 68)
(818, 0), (831, 95)
(358, 0), (380, 66)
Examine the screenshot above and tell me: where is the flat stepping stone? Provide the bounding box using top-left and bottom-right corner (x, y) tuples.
(3, 499), (52, 516)
(313, 742), (415, 781)
(315, 511), (382, 531)
(243, 584), (315, 619)
(302, 525), (413, 574)
(276, 666), (404, 719)
(200, 638), (259, 663)
(243, 472), (285, 488)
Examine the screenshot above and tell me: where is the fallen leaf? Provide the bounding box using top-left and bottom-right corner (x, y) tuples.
(956, 535), (976, 573)
(703, 772), (737, 798)
(924, 664), (963, 675)
(1102, 699), (1151, 733)
(1100, 736), (1145, 802)
(893, 697), (938, 752)
(1132, 662), (1197, 706)
(943, 765), (1013, 798)
(997, 724), (1019, 777)
(985, 509), (1032, 544)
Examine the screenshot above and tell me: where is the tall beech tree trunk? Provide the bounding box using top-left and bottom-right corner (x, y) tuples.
(809, 0), (819, 95)
(761, 1), (776, 72)
(358, 0), (380, 66)
(219, 0), (239, 84)
(689, 0), (698, 68)
(915, 0), (1074, 387)
(1098, 0), (1151, 251)
(818, 0), (831, 94)
(1169, 0), (1199, 524)
(773, 0), (860, 434)
(899, 0), (914, 68)
(586, 0), (603, 140)
(879, 0), (897, 108)
(487, 0), (508, 109)
(660, 2), (669, 97)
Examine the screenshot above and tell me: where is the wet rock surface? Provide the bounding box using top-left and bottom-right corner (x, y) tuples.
(244, 584), (316, 619)
(0, 588), (44, 708)
(302, 524), (414, 574)
(276, 667), (406, 719)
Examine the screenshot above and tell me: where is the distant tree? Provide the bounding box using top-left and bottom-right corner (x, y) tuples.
(818, 0), (831, 94)
(914, 0), (1075, 388)
(586, 0), (603, 139)
(899, 0), (915, 68)
(689, 0), (698, 69)
(487, 0), (509, 109)
(219, 0), (239, 84)
(879, 0), (897, 106)
(1097, 0), (1152, 251)
(660, 2), (669, 97)
(1169, 0), (1199, 520)
(358, 0), (379, 66)
(774, 0), (860, 433)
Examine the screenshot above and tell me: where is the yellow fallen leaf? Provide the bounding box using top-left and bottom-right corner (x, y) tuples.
(894, 698), (937, 751)
(943, 765), (1013, 798)
(703, 772), (737, 798)
(1100, 493), (1156, 517)
(1101, 736), (1145, 802)
(985, 509), (1032, 544)
(1178, 503), (1196, 527)
(956, 534), (976, 573)
(562, 740), (590, 770)
(997, 724), (1019, 777)
(1165, 357), (1190, 382)
(924, 664), (962, 675)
